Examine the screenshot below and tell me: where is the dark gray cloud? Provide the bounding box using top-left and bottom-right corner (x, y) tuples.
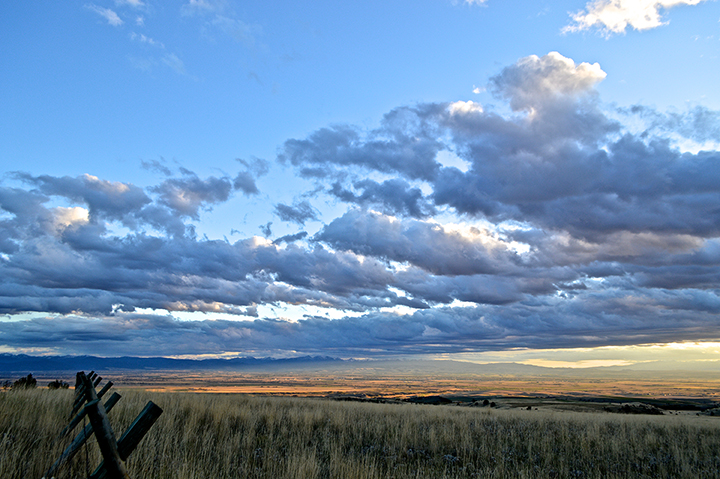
(15, 173), (151, 223)
(284, 53), (720, 242)
(233, 171), (260, 195)
(152, 171), (233, 218)
(329, 178), (436, 218)
(278, 104), (446, 182)
(2, 286), (719, 357)
(274, 231), (308, 244)
(140, 158), (173, 176)
(0, 220), (433, 316)
(317, 209), (516, 276)
(625, 105), (720, 144)
(233, 157), (269, 195)
(274, 200), (318, 225)
(259, 222), (272, 237)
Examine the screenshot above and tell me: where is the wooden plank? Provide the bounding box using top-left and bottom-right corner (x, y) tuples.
(70, 372), (88, 418)
(61, 381), (114, 438)
(89, 401), (163, 479)
(44, 393), (122, 478)
(73, 372), (84, 396)
(82, 375), (130, 479)
(60, 391), (120, 438)
(116, 402), (163, 460)
(98, 380), (113, 398)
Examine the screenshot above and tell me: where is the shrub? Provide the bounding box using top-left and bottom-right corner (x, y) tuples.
(47, 380), (70, 390)
(12, 374), (37, 389)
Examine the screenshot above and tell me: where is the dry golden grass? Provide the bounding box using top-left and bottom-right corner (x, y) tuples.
(2, 388), (720, 478)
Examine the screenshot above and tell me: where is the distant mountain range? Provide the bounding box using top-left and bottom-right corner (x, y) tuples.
(0, 353), (341, 373)
(1, 354), (717, 380)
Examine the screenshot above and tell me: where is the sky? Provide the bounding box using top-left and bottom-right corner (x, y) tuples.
(2, 0), (720, 367)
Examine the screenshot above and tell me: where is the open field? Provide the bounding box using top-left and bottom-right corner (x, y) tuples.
(2, 387), (720, 479)
(9, 361), (720, 400)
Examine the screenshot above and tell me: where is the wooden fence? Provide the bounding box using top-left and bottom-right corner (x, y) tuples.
(42, 371), (163, 479)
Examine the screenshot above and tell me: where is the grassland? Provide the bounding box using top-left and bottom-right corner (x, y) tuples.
(2, 388), (720, 479)
(32, 363), (720, 399)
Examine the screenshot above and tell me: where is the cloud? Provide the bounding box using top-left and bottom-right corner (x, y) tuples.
(181, 0), (227, 16)
(232, 172), (260, 195)
(3, 52), (720, 358)
(274, 200), (319, 225)
(211, 15), (262, 47)
(162, 53), (187, 75)
(130, 32), (164, 48)
(151, 171), (233, 219)
(86, 4), (124, 26)
(448, 100), (484, 116)
(259, 222), (272, 238)
(0, 214), (411, 316)
(565, 0), (706, 35)
(14, 173), (151, 224)
(328, 178), (436, 218)
(115, 0), (145, 8)
(278, 105), (446, 182)
(9, 168), (256, 240)
(233, 157), (269, 195)
(52, 207), (90, 232)
(317, 209), (516, 276)
(625, 105), (720, 146)
(140, 159), (173, 176)
(2, 287), (719, 356)
(277, 52), (720, 310)
(274, 231), (309, 244)
(488, 51), (606, 112)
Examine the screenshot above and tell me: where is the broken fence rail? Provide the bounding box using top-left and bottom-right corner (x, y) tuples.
(43, 371), (163, 479)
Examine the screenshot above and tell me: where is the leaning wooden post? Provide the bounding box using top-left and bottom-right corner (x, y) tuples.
(44, 371), (163, 479)
(61, 381), (115, 438)
(70, 372), (88, 418)
(44, 392), (122, 479)
(89, 401), (163, 479)
(81, 374), (130, 479)
(97, 380), (114, 398)
(115, 402), (163, 460)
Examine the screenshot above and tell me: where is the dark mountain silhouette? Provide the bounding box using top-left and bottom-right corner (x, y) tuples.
(0, 353), (340, 373)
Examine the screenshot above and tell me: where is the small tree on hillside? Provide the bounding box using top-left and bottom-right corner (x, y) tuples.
(47, 379), (70, 389)
(12, 373), (37, 389)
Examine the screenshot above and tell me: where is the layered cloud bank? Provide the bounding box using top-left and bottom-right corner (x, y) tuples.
(2, 53), (720, 357)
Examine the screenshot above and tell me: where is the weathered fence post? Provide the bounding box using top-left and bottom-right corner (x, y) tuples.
(80, 373), (130, 479)
(61, 381), (114, 438)
(42, 371), (162, 479)
(45, 392), (122, 478)
(89, 401), (164, 479)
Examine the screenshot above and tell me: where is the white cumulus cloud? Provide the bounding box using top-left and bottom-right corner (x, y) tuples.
(53, 207), (89, 232)
(448, 100), (484, 116)
(489, 51), (606, 112)
(566, 0), (706, 34)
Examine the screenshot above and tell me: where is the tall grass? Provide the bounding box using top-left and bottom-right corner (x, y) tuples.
(2, 389), (719, 478)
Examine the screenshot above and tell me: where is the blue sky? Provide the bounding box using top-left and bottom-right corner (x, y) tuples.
(2, 0), (720, 366)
